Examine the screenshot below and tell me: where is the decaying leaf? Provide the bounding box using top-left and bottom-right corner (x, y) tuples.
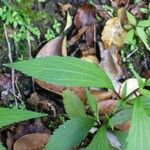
(69, 26), (88, 45)
(91, 90), (113, 101)
(13, 133), (49, 150)
(101, 8), (127, 49)
(58, 3), (72, 16)
(99, 44), (123, 92)
(74, 4), (96, 30)
(97, 99), (117, 115)
(81, 55), (99, 65)
(115, 121), (130, 132)
(36, 36), (63, 58)
(110, 0), (130, 8)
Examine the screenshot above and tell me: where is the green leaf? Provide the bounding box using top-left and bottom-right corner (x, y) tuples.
(145, 78), (150, 86)
(0, 144), (6, 150)
(113, 131), (128, 150)
(86, 89), (99, 121)
(126, 11), (137, 26)
(136, 27), (150, 51)
(45, 117), (95, 150)
(87, 125), (111, 150)
(0, 108), (47, 128)
(140, 88), (150, 97)
(4, 56), (113, 90)
(126, 100), (150, 150)
(137, 20), (150, 27)
(63, 90), (86, 118)
(140, 96), (150, 115)
(124, 29), (135, 45)
(129, 64), (145, 88)
(109, 107), (132, 128)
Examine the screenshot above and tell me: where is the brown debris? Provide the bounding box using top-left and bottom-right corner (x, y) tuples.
(13, 133), (49, 150)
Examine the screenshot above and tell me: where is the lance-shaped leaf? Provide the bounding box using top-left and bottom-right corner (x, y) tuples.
(136, 27), (150, 51)
(4, 56), (113, 90)
(126, 11), (137, 26)
(126, 99), (150, 150)
(86, 89), (99, 121)
(45, 117), (95, 150)
(87, 125), (111, 150)
(0, 108), (47, 128)
(63, 90), (86, 118)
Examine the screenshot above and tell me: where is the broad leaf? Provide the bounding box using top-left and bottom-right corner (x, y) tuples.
(63, 90), (86, 118)
(124, 29), (135, 45)
(87, 125), (111, 150)
(45, 117), (95, 150)
(137, 20), (150, 27)
(140, 89), (150, 97)
(145, 78), (150, 86)
(86, 89), (99, 121)
(4, 56), (113, 90)
(127, 100), (150, 150)
(129, 64), (145, 88)
(0, 144), (6, 150)
(126, 11), (137, 26)
(140, 96), (150, 115)
(0, 108), (47, 128)
(113, 131), (128, 150)
(136, 27), (150, 51)
(109, 107), (132, 128)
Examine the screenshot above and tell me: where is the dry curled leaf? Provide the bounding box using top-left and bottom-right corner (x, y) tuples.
(97, 99), (117, 115)
(91, 90), (113, 101)
(110, 0), (130, 8)
(101, 8), (127, 49)
(99, 44), (123, 92)
(13, 133), (49, 150)
(36, 36), (63, 58)
(81, 55), (99, 65)
(74, 4), (96, 30)
(115, 121), (130, 132)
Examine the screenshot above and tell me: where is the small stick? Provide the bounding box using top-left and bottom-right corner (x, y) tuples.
(3, 23), (18, 108)
(27, 30), (35, 92)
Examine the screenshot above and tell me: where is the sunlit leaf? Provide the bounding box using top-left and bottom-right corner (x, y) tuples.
(4, 56), (113, 90)
(0, 108), (47, 128)
(87, 125), (111, 150)
(63, 90), (86, 118)
(86, 89), (99, 121)
(136, 27), (150, 51)
(45, 117), (95, 150)
(127, 99), (150, 150)
(126, 11), (137, 26)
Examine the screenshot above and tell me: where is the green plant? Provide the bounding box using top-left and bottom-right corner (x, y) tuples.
(124, 11), (150, 51)
(4, 56), (150, 150)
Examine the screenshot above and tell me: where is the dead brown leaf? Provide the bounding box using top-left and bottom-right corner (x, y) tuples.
(115, 121), (130, 132)
(91, 90), (113, 101)
(97, 99), (117, 115)
(36, 36), (63, 58)
(69, 26), (88, 45)
(110, 0), (130, 8)
(13, 133), (49, 150)
(101, 8), (127, 49)
(99, 44), (123, 92)
(74, 4), (96, 30)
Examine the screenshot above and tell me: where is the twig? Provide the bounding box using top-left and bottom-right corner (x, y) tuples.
(126, 48), (138, 58)
(27, 30), (35, 92)
(3, 23), (18, 108)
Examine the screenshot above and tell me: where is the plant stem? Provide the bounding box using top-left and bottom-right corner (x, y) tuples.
(27, 30), (35, 92)
(3, 23), (18, 108)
